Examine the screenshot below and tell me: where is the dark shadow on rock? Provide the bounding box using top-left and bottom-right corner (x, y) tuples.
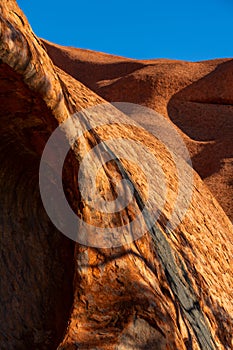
(167, 60), (233, 179)
(0, 63), (75, 350)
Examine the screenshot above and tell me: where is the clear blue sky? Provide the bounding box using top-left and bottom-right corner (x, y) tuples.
(17, 0), (233, 61)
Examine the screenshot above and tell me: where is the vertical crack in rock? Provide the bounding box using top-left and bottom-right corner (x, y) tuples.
(1, 2), (233, 349)
(76, 112), (217, 350)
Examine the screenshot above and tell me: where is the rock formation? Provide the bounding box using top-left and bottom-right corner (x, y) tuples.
(0, 1), (233, 350)
(43, 40), (233, 222)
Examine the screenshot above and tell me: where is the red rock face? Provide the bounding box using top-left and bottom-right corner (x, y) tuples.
(0, 1), (233, 350)
(43, 40), (233, 222)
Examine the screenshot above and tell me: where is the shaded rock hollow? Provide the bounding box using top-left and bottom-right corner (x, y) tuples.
(0, 1), (233, 350)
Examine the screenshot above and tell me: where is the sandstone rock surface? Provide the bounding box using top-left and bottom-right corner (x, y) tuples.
(43, 40), (233, 222)
(0, 2), (233, 350)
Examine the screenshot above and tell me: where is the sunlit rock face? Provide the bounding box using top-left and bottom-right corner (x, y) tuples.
(43, 40), (233, 223)
(0, 1), (233, 350)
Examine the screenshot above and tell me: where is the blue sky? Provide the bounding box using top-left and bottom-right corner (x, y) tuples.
(17, 0), (233, 61)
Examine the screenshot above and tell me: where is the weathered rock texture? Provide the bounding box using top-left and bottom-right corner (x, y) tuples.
(43, 40), (233, 222)
(0, 1), (233, 350)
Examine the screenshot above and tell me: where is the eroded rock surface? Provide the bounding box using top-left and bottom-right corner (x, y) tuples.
(43, 40), (233, 222)
(0, 1), (233, 350)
